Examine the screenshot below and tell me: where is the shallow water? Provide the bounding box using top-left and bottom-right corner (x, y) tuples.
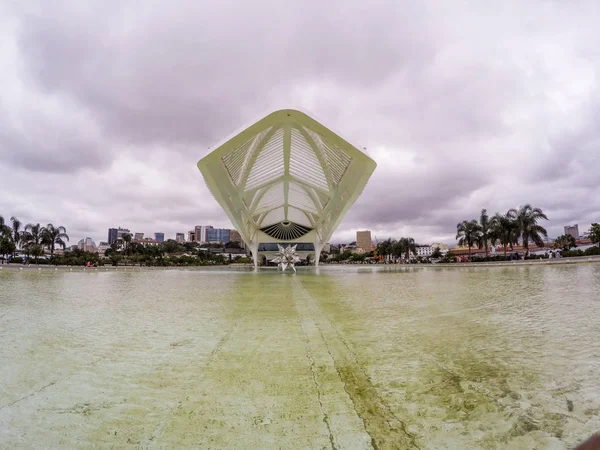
(1, 265), (599, 449)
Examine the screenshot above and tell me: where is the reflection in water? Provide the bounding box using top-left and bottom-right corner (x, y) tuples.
(0, 265), (599, 449)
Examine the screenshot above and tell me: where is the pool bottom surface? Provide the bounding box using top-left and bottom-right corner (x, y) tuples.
(1, 265), (599, 449)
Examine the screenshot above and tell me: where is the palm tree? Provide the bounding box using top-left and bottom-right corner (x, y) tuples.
(391, 239), (402, 262)
(456, 220), (482, 259)
(398, 237), (417, 261)
(24, 223), (46, 264)
(376, 238), (394, 263)
(478, 209), (495, 257)
(0, 236), (15, 264)
(554, 234), (576, 252)
(122, 233), (132, 254)
(10, 216), (22, 258)
(0, 216), (13, 264)
(492, 211), (519, 257)
(515, 204), (549, 257)
(589, 223), (600, 249)
(42, 224), (69, 260)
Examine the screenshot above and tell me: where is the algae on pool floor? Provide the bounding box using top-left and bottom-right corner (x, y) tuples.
(1, 265), (599, 449)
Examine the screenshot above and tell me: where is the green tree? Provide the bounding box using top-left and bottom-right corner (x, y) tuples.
(23, 223), (46, 264)
(376, 238), (395, 263)
(183, 241), (199, 253)
(492, 211), (519, 257)
(554, 234), (576, 251)
(398, 237), (417, 260)
(0, 217), (9, 239)
(431, 246), (442, 258)
(161, 239), (185, 254)
(350, 253), (366, 262)
(0, 216), (10, 251)
(10, 216), (23, 258)
(478, 208), (495, 257)
(0, 236), (15, 264)
(42, 224), (69, 261)
(515, 204), (549, 256)
(456, 220), (482, 259)
(121, 234), (132, 254)
(589, 223), (600, 248)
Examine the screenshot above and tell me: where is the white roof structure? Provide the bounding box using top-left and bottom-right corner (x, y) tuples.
(197, 108), (376, 267)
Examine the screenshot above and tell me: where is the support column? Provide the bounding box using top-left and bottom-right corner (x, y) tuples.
(314, 241), (323, 267)
(250, 241), (259, 269)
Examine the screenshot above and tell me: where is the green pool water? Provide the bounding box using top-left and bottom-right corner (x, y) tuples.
(1, 264), (599, 449)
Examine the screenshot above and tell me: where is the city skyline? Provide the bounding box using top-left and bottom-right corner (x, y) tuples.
(20, 217), (594, 251)
(1, 2), (599, 246)
(90, 220), (590, 250)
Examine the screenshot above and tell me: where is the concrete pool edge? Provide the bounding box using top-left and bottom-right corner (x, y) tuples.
(2, 255), (600, 272)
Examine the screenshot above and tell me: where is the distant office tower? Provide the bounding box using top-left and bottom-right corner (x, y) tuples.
(79, 237), (96, 252)
(134, 232), (144, 240)
(202, 225), (213, 243)
(356, 230), (372, 252)
(84, 237), (96, 252)
(116, 228), (131, 240)
(175, 233), (185, 242)
(188, 230), (195, 242)
(109, 227), (131, 244)
(195, 225), (213, 243)
(206, 228), (230, 243)
(564, 225), (579, 239)
(229, 229), (242, 243)
(154, 232), (165, 242)
(108, 228), (118, 245)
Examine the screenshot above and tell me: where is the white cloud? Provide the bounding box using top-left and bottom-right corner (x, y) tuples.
(1, 0), (599, 245)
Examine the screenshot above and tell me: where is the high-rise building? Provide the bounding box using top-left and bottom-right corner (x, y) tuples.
(564, 225), (579, 239)
(356, 230), (372, 252)
(85, 237), (96, 252)
(195, 225), (213, 243)
(154, 232), (165, 242)
(134, 232), (144, 240)
(187, 230), (195, 242)
(206, 228), (230, 243)
(229, 229), (242, 243)
(175, 233), (185, 242)
(109, 227), (131, 244)
(108, 228), (118, 245)
(79, 237), (97, 252)
(117, 228), (131, 240)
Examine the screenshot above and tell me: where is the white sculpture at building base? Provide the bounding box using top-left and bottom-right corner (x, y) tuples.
(197, 108), (376, 268)
(271, 244), (301, 272)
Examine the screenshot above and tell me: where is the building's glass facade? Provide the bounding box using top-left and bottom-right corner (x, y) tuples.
(206, 228), (230, 243)
(108, 228), (118, 245)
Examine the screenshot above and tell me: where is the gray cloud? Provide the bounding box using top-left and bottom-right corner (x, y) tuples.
(1, 0), (599, 245)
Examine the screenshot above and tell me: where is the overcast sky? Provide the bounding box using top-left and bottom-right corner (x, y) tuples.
(1, 1), (599, 246)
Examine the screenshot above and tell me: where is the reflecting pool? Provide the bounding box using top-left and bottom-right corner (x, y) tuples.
(1, 264), (599, 449)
